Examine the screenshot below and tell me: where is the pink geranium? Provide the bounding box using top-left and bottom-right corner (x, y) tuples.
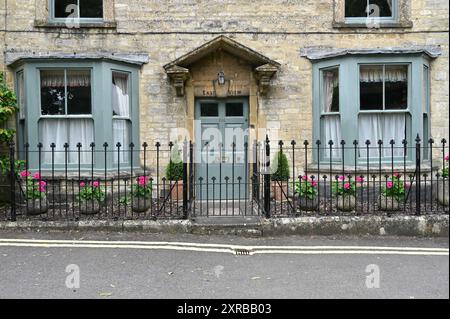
(20, 170), (31, 178)
(445, 155), (449, 161)
(311, 180), (318, 187)
(80, 182), (86, 187)
(302, 175), (309, 181)
(92, 181), (100, 188)
(338, 175), (345, 181)
(356, 176), (365, 183)
(39, 180), (47, 187)
(344, 183), (351, 190)
(393, 172), (401, 178)
(38, 186), (46, 192)
(386, 181), (394, 189)
(33, 172), (41, 180)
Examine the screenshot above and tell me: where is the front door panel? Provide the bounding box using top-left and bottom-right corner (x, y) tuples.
(195, 99), (248, 200)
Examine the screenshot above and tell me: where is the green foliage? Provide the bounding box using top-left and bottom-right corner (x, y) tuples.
(0, 155), (25, 175)
(78, 181), (105, 202)
(295, 176), (318, 199)
(381, 174), (405, 201)
(166, 145), (184, 181)
(271, 151), (290, 181)
(332, 176), (357, 197)
(0, 73), (18, 144)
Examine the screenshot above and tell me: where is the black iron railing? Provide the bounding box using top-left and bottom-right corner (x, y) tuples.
(1, 136), (448, 222)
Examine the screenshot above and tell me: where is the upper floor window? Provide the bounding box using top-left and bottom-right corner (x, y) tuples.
(345, 0), (394, 18)
(52, 0), (103, 20)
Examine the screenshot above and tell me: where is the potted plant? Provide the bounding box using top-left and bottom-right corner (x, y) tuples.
(78, 181), (105, 215)
(437, 154), (449, 206)
(378, 173), (405, 211)
(20, 171), (48, 215)
(332, 175), (357, 212)
(130, 175), (153, 212)
(165, 145), (184, 201)
(271, 151), (290, 201)
(295, 175), (319, 211)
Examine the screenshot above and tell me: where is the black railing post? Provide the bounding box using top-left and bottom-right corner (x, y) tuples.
(415, 134), (421, 215)
(182, 139), (188, 219)
(9, 141), (16, 221)
(264, 135), (271, 218)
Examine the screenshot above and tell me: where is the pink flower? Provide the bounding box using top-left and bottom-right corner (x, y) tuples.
(20, 170), (31, 178)
(138, 176), (149, 186)
(356, 176), (365, 183)
(33, 172), (41, 180)
(393, 172), (401, 178)
(338, 176), (345, 182)
(311, 180), (318, 187)
(386, 181), (394, 189)
(39, 181), (47, 187)
(38, 186), (46, 193)
(302, 175), (309, 181)
(344, 183), (351, 190)
(445, 155), (449, 161)
(79, 182), (86, 187)
(92, 181), (100, 188)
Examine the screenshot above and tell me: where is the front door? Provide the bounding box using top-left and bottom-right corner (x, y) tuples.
(195, 99), (249, 200)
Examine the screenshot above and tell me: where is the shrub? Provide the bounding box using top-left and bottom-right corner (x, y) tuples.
(271, 151), (290, 181)
(166, 144), (184, 181)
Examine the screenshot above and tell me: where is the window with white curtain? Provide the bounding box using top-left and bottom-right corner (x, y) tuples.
(39, 69), (94, 164)
(320, 67), (341, 159)
(358, 64), (409, 158)
(112, 71), (131, 164)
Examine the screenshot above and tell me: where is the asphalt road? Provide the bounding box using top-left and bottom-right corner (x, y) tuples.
(0, 230), (448, 299)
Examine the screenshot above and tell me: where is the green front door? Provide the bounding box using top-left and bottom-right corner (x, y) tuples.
(195, 99), (249, 200)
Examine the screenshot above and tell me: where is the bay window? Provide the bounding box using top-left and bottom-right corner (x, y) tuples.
(14, 59), (141, 171)
(313, 54), (432, 165)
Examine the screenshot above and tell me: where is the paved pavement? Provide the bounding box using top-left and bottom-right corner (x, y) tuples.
(0, 230), (448, 299)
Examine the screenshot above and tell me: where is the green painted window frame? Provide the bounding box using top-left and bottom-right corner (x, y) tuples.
(15, 59), (141, 172)
(312, 54), (431, 166)
(49, 0), (104, 24)
(345, 0), (398, 25)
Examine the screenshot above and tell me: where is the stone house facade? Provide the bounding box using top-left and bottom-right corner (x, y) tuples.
(0, 0), (448, 179)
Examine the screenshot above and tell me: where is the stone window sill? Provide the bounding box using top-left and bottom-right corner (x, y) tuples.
(34, 20), (117, 29)
(332, 21), (413, 29)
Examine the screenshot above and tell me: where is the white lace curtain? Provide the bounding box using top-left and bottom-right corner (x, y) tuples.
(360, 67), (407, 83)
(112, 73), (130, 164)
(358, 113), (406, 158)
(39, 119), (94, 164)
(322, 70), (341, 158)
(40, 70), (91, 88)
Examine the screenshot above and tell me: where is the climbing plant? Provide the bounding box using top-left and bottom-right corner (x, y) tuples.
(0, 72), (18, 145)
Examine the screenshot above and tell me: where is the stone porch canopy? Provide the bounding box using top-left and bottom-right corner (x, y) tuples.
(163, 35), (281, 96)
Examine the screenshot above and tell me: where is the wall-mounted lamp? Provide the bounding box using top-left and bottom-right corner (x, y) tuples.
(217, 71), (226, 85)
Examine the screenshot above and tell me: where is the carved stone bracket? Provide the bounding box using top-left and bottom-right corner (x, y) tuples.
(255, 63), (278, 95)
(166, 65), (191, 97)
